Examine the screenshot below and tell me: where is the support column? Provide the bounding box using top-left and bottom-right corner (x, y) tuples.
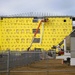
(70, 30), (75, 66)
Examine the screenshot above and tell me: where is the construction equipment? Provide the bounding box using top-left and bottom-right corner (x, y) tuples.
(27, 18), (48, 51)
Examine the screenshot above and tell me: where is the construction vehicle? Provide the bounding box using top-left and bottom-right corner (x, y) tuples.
(27, 18), (48, 51)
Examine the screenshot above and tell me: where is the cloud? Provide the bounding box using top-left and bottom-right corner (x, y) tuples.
(0, 0), (75, 16)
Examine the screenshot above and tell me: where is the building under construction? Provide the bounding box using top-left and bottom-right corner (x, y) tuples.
(0, 16), (75, 75)
(0, 16), (73, 51)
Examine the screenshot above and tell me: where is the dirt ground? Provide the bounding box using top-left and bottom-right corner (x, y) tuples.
(1, 59), (75, 75)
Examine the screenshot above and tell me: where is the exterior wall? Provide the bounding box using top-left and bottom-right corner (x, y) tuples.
(70, 37), (75, 66)
(0, 18), (1, 50)
(0, 17), (72, 51)
(70, 17), (75, 66)
(71, 37), (75, 58)
(71, 58), (75, 66)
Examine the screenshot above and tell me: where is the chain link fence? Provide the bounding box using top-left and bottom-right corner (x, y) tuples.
(0, 50), (43, 75)
(0, 50), (75, 75)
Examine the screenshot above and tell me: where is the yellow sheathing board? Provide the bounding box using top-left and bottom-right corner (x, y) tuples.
(0, 17), (72, 51)
(0, 18), (1, 50)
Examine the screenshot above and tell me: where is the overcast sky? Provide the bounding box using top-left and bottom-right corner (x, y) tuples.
(0, 0), (75, 16)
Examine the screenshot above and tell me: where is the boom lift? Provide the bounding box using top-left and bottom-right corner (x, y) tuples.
(27, 18), (48, 51)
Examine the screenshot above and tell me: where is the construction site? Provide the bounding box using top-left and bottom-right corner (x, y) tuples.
(0, 16), (75, 75)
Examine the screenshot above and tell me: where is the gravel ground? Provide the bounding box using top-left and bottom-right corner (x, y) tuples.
(1, 59), (75, 75)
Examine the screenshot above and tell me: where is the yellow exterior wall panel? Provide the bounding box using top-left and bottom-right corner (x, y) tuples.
(0, 17), (72, 51)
